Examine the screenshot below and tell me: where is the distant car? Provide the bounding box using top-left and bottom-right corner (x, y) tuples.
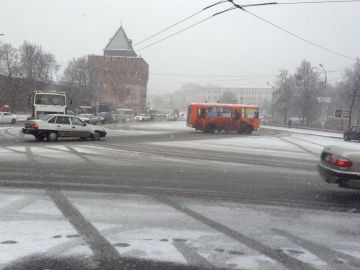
(134, 114), (151, 121)
(78, 114), (97, 125)
(22, 114), (106, 141)
(167, 115), (178, 121)
(0, 112), (17, 124)
(343, 125), (360, 141)
(67, 110), (75, 116)
(97, 112), (113, 124)
(317, 145), (360, 189)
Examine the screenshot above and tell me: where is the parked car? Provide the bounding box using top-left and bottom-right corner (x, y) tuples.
(343, 125), (360, 141)
(67, 110), (75, 116)
(134, 114), (151, 121)
(317, 145), (360, 189)
(97, 112), (113, 124)
(22, 114), (106, 141)
(167, 115), (178, 121)
(0, 112), (17, 124)
(78, 114), (98, 125)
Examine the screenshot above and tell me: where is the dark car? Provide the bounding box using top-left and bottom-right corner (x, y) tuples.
(97, 112), (113, 124)
(343, 125), (360, 141)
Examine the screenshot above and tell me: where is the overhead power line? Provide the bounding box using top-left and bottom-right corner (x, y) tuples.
(227, 0), (356, 61)
(134, 0), (228, 47)
(137, 12), (226, 52)
(277, 0), (360, 5)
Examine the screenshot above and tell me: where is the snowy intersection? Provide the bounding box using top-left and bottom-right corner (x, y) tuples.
(1, 188), (360, 270)
(0, 122), (360, 269)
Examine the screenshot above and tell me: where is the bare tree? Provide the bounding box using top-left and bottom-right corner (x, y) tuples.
(62, 56), (90, 107)
(341, 58), (360, 128)
(20, 41), (59, 90)
(294, 60), (320, 125)
(0, 43), (20, 111)
(219, 90), (236, 103)
(273, 69), (294, 124)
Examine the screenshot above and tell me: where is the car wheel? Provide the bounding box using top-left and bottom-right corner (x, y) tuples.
(47, 132), (58, 142)
(11, 118), (16, 124)
(35, 134), (45, 141)
(92, 131), (101, 141)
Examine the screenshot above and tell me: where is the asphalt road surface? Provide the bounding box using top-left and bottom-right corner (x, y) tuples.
(1, 121), (360, 270)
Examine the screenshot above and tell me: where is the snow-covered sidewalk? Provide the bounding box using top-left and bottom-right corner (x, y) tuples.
(261, 125), (343, 138)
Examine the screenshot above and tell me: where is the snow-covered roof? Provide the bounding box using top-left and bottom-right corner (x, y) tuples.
(104, 26), (137, 57)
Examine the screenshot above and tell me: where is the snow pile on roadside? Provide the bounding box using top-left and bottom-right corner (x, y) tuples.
(261, 125), (343, 138)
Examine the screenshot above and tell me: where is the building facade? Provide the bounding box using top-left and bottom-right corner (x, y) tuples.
(88, 26), (149, 113)
(149, 84), (273, 114)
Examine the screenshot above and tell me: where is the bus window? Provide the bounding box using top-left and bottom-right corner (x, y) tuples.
(244, 108), (259, 119)
(218, 107), (231, 117)
(207, 107), (217, 117)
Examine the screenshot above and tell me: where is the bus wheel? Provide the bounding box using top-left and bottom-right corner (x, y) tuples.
(243, 125), (253, 135)
(205, 123), (216, 133)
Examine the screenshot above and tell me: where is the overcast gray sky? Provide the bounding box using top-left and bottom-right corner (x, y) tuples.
(1, 0), (359, 94)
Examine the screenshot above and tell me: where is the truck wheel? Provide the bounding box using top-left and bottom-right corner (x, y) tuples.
(47, 132), (58, 142)
(92, 131), (101, 141)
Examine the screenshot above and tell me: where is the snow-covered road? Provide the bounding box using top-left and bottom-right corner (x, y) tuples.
(1, 187), (360, 270)
(1, 122), (360, 269)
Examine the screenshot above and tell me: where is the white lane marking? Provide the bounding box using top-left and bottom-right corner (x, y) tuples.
(79, 144), (143, 154)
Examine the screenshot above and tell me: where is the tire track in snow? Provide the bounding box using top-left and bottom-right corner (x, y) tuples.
(157, 196), (317, 270)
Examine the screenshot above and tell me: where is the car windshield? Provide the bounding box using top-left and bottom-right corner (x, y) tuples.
(40, 114), (55, 121)
(35, 94), (66, 106)
(2, 1), (360, 269)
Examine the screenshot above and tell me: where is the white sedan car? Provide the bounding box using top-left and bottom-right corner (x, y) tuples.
(134, 114), (151, 121)
(0, 112), (17, 124)
(22, 114), (106, 141)
(318, 145), (360, 189)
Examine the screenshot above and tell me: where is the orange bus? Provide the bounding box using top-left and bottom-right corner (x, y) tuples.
(187, 103), (260, 134)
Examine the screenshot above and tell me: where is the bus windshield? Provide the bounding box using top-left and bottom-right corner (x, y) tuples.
(35, 94), (66, 106)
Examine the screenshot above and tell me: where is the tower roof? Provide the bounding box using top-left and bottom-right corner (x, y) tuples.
(104, 26), (137, 57)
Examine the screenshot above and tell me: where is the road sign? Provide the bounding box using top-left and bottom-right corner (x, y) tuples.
(335, 109), (349, 118)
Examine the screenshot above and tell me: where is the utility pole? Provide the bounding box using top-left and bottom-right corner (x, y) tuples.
(267, 81), (276, 122)
(319, 64), (327, 91)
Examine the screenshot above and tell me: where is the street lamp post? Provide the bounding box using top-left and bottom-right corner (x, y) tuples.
(314, 64), (329, 127)
(267, 82), (276, 121)
(319, 64), (327, 91)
